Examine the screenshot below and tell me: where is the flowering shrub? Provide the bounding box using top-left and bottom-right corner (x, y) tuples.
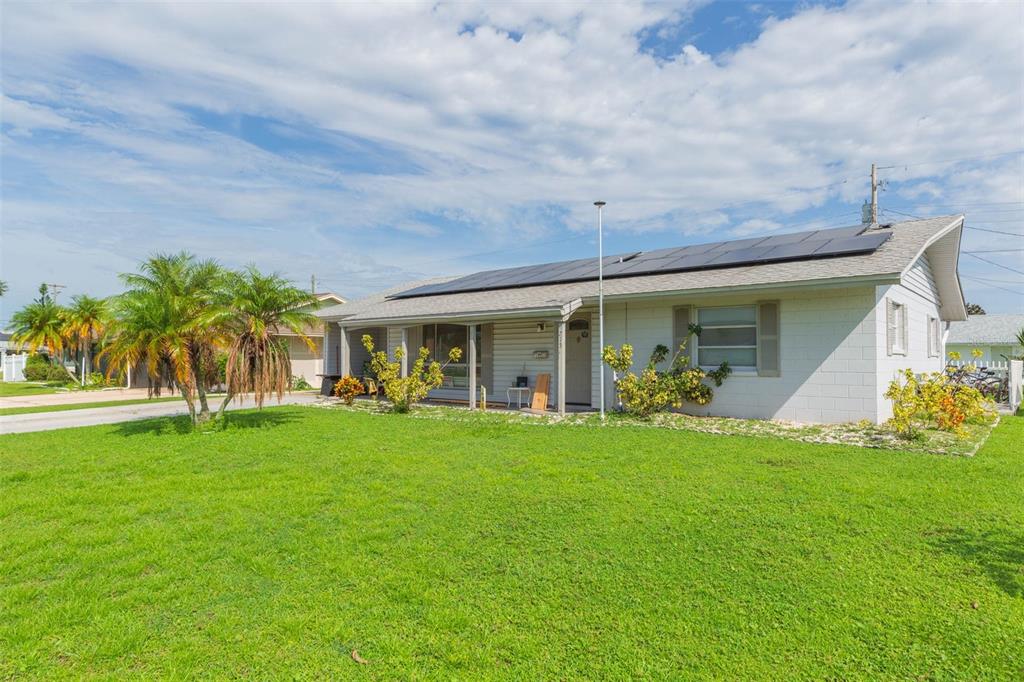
(333, 375), (364, 405)
(362, 334), (462, 413)
(884, 368), (994, 439)
(601, 338), (730, 418)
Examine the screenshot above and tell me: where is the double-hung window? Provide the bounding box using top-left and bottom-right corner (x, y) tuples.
(696, 306), (758, 370)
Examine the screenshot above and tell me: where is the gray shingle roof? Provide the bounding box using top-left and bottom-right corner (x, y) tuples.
(320, 216), (964, 325)
(947, 314), (1024, 345)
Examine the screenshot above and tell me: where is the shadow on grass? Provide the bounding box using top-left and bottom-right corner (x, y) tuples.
(114, 409), (300, 437)
(930, 528), (1024, 598)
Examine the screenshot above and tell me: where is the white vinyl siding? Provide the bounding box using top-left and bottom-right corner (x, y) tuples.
(491, 319), (557, 407)
(903, 253), (940, 303)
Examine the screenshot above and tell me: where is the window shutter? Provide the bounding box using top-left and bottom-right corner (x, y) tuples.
(757, 301), (780, 377)
(900, 306), (908, 355)
(886, 300), (896, 356)
(672, 306), (692, 362)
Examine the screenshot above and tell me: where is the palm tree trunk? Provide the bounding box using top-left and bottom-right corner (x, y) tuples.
(190, 344), (212, 422)
(217, 390), (234, 421)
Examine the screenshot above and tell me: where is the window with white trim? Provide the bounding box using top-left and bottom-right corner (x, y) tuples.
(887, 300), (907, 356)
(927, 316), (940, 357)
(696, 306), (757, 370)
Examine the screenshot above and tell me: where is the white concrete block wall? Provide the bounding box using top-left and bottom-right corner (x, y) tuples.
(873, 281), (946, 422)
(598, 286), (882, 423)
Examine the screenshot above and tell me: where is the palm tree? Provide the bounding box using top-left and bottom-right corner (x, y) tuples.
(62, 294), (108, 385)
(206, 267), (318, 419)
(0, 280), (8, 297)
(101, 253), (227, 424)
(10, 298), (66, 357)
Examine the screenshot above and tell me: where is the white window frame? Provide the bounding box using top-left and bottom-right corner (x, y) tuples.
(695, 305), (758, 372)
(888, 300), (907, 356)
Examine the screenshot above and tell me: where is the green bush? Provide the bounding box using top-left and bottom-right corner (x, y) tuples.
(602, 340), (731, 419)
(46, 364), (72, 382)
(23, 354), (48, 381)
(291, 375), (312, 390)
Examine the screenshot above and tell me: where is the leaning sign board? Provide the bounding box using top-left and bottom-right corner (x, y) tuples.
(531, 373), (550, 411)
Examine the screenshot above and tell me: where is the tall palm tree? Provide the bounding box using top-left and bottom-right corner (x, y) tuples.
(101, 253), (227, 424)
(62, 294), (108, 385)
(10, 299), (66, 357)
(0, 280), (8, 297)
(206, 267), (318, 419)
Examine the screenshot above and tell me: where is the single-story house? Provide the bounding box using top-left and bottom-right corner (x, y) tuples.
(947, 314), (1024, 363)
(317, 215), (967, 424)
(272, 292), (346, 385)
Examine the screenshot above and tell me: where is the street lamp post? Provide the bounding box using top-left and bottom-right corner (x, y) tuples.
(594, 201), (606, 421)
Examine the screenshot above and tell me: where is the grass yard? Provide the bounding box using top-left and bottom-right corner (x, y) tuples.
(0, 382), (68, 397)
(2, 408), (1022, 679)
(0, 396), (184, 417)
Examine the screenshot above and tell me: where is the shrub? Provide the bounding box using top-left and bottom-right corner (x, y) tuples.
(291, 375), (312, 390)
(362, 334), (461, 413)
(332, 375), (364, 405)
(601, 338), (730, 418)
(46, 363), (72, 383)
(884, 369), (994, 439)
(23, 354), (52, 381)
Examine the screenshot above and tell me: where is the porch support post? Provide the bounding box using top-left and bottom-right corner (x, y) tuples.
(556, 318), (566, 415)
(399, 327), (409, 378)
(468, 324), (478, 410)
(339, 324), (350, 377)
(321, 322), (329, 377)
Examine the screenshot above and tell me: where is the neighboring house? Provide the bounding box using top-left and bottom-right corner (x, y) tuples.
(273, 292), (346, 386)
(947, 314), (1024, 363)
(317, 216), (967, 424)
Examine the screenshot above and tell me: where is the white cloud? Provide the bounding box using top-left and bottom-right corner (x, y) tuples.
(1, 0), (1022, 318)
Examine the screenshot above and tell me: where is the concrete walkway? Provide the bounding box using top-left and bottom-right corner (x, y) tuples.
(1, 387), (159, 409)
(0, 393), (322, 435)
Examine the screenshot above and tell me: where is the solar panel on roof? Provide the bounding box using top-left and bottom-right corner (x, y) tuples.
(388, 223), (892, 299)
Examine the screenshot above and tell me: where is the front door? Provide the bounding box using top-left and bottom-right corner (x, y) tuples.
(565, 315), (592, 405)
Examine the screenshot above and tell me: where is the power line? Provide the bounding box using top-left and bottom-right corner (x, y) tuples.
(960, 275), (1024, 296)
(965, 226), (1024, 238)
(961, 274), (1024, 284)
(876, 149), (1024, 170)
(963, 249), (1024, 254)
(963, 252), (1024, 276)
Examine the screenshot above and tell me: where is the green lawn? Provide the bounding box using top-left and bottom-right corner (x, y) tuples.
(0, 396), (183, 416)
(0, 381), (68, 397)
(2, 408), (1021, 679)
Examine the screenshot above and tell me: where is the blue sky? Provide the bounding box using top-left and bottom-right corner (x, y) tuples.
(1, 0), (1022, 321)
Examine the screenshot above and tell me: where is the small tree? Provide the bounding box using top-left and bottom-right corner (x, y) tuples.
(362, 334), (462, 412)
(601, 338), (730, 418)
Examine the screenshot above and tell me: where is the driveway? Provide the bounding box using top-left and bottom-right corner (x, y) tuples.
(0, 393), (323, 434)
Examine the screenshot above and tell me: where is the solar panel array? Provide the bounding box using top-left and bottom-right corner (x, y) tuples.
(391, 224), (891, 299)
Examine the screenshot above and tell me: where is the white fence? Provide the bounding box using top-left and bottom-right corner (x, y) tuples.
(1011, 360), (1022, 413)
(946, 359), (1010, 376)
(2, 354), (27, 382)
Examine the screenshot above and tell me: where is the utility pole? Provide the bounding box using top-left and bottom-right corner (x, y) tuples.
(870, 163), (878, 225)
(45, 283), (66, 302)
(310, 274), (317, 295)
